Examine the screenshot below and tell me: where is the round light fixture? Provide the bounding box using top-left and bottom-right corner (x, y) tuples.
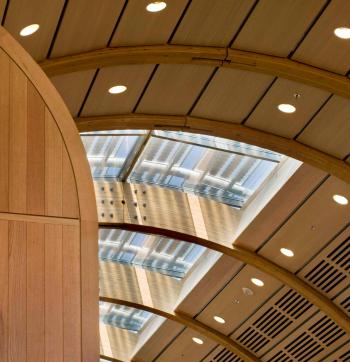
(334, 27), (350, 39)
(20, 24), (40, 37)
(108, 85), (127, 94)
(332, 194), (349, 205)
(146, 2), (167, 12)
(280, 248), (294, 257)
(251, 278), (264, 287)
(213, 316), (225, 324)
(277, 103), (296, 114)
(192, 337), (204, 345)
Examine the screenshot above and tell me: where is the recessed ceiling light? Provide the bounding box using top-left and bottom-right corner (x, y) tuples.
(213, 316), (225, 324)
(146, 1), (167, 12)
(108, 85), (127, 94)
(251, 278), (264, 287)
(192, 337), (204, 345)
(20, 24), (40, 37)
(280, 248), (294, 257)
(332, 194), (349, 205)
(277, 104), (296, 114)
(334, 27), (350, 39)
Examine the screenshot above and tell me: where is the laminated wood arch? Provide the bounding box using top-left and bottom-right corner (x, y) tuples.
(102, 222), (350, 337)
(76, 113), (350, 184)
(39, 45), (350, 99)
(0, 27), (98, 361)
(99, 296), (260, 362)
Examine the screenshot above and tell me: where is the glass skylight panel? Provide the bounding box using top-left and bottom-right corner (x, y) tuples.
(81, 134), (145, 179)
(99, 228), (206, 278)
(129, 135), (281, 207)
(153, 130), (282, 162)
(100, 301), (153, 332)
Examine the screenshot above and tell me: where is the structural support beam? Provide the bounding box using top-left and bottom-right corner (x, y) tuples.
(39, 45), (350, 99)
(100, 296), (261, 362)
(76, 113), (350, 184)
(101, 223), (350, 337)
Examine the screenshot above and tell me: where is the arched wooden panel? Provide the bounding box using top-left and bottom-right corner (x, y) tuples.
(0, 27), (98, 361)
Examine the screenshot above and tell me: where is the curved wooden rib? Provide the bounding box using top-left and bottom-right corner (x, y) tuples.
(76, 113), (350, 184)
(100, 296), (260, 362)
(39, 45), (350, 99)
(101, 223), (350, 336)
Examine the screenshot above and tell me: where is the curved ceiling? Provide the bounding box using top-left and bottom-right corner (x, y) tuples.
(2, 0), (349, 361)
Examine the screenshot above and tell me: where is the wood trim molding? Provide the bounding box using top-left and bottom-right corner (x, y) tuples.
(76, 113), (350, 184)
(39, 45), (350, 99)
(101, 223), (350, 336)
(100, 296), (261, 362)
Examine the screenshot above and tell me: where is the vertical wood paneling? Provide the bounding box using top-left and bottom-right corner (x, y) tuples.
(45, 224), (63, 362)
(62, 146), (79, 218)
(62, 225), (81, 361)
(9, 63), (27, 214)
(45, 110), (63, 217)
(80, 220), (99, 362)
(27, 83), (46, 215)
(27, 223), (45, 362)
(8, 221), (27, 362)
(0, 50), (9, 212)
(0, 220), (9, 361)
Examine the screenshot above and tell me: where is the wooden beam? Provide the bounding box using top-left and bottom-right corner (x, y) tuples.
(101, 223), (350, 336)
(100, 354), (123, 362)
(100, 296), (261, 362)
(39, 45), (350, 99)
(76, 113), (350, 184)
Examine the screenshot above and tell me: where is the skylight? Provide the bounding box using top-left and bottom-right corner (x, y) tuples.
(99, 228), (207, 278)
(100, 301), (153, 333)
(81, 130), (283, 207)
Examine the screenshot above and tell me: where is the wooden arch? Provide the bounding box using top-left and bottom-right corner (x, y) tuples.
(76, 113), (350, 184)
(0, 27), (98, 361)
(102, 222), (350, 337)
(39, 45), (350, 99)
(100, 296), (260, 362)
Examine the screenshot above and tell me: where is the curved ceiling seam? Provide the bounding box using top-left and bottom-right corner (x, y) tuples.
(76, 113), (350, 184)
(39, 45), (350, 99)
(99, 296), (261, 362)
(100, 223), (350, 336)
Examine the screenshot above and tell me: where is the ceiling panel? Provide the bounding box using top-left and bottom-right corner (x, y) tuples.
(245, 78), (330, 138)
(232, 0), (326, 56)
(82, 64), (155, 116)
(51, 70), (96, 116)
(136, 64), (214, 115)
(50, 0), (125, 57)
(191, 68), (274, 123)
(177, 255), (242, 317)
(132, 319), (184, 362)
(155, 328), (217, 362)
(297, 96), (350, 159)
(258, 177), (350, 273)
(171, 0), (255, 46)
(110, 0), (188, 46)
(0, 0), (6, 22)
(196, 265), (282, 335)
(3, 0), (64, 60)
(293, 0), (350, 74)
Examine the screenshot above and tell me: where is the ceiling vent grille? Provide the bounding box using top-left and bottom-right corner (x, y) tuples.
(339, 349), (350, 361)
(235, 289), (313, 354)
(267, 315), (346, 362)
(340, 295), (350, 314)
(210, 347), (242, 362)
(303, 237), (349, 294)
